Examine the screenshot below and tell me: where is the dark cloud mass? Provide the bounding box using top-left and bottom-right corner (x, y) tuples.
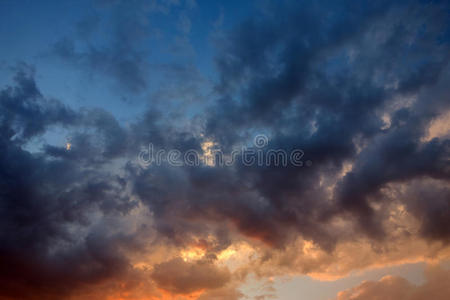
(0, 67), (141, 299)
(0, 0), (449, 299)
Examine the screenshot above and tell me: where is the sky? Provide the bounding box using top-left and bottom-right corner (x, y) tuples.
(0, 0), (449, 299)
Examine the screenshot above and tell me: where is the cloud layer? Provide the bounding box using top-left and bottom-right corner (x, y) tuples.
(0, 0), (449, 299)
(336, 265), (450, 300)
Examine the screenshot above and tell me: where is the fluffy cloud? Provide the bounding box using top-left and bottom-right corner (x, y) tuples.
(336, 265), (450, 300)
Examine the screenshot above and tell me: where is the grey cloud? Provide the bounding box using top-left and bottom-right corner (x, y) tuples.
(151, 257), (231, 294)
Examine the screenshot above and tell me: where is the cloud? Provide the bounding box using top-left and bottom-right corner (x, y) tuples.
(336, 265), (450, 300)
(0, 64), (79, 142)
(1, 0), (450, 299)
(201, 0), (450, 248)
(0, 65), (142, 299)
(151, 258), (231, 294)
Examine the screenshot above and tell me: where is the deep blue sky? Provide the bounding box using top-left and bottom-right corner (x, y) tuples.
(0, 0), (255, 123)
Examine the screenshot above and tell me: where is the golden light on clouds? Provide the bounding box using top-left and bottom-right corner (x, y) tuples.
(156, 288), (205, 300)
(200, 140), (215, 166)
(217, 248), (237, 261)
(424, 110), (450, 142)
(181, 248), (206, 262)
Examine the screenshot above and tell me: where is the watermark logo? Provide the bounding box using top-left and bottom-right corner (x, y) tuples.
(137, 135), (312, 168)
(254, 134), (269, 148)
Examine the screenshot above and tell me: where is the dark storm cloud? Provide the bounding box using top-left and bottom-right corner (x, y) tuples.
(198, 0), (450, 243)
(128, 0), (450, 252)
(400, 179), (450, 242)
(0, 65), (230, 299)
(0, 66), (141, 299)
(336, 110), (450, 238)
(211, 0), (391, 129)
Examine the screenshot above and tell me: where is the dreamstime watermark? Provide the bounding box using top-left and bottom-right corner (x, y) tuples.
(137, 134), (312, 168)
